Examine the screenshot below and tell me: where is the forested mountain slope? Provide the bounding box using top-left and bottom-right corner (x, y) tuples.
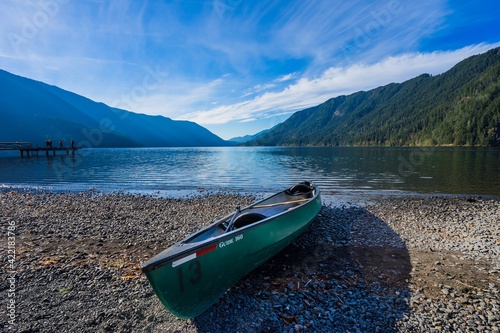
(249, 47), (500, 146)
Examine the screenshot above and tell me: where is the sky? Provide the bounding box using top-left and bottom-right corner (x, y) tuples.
(1, 0), (500, 140)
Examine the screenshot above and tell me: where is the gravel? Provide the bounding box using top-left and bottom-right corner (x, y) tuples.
(0, 191), (498, 332)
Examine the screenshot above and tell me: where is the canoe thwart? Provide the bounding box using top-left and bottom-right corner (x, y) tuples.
(253, 198), (310, 209)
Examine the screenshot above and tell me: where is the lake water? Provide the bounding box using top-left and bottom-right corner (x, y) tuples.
(0, 147), (499, 198)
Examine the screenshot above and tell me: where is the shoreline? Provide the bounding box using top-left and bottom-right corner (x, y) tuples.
(0, 190), (498, 332)
(2, 184), (499, 202)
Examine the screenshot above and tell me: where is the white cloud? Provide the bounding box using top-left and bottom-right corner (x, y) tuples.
(274, 73), (296, 82)
(112, 76), (227, 117)
(179, 43), (500, 125)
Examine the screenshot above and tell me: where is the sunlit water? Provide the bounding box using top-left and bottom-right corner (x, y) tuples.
(0, 147), (499, 198)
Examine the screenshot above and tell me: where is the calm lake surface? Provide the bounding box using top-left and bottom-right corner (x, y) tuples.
(0, 147), (499, 197)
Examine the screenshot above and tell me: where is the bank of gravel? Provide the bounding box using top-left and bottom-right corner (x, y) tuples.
(0, 191), (498, 332)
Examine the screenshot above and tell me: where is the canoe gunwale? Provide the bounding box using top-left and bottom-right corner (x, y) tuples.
(141, 181), (320, 273)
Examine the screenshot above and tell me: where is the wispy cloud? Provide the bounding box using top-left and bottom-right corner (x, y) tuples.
(118, 76), (227, 117)
(180, 43), (500, 125)
(274, 73), (296, 82)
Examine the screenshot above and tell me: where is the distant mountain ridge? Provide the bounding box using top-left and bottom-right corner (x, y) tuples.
(248, 47), (500, 147)
(228, 128), (270, 143)
(0, 70), (228, 147)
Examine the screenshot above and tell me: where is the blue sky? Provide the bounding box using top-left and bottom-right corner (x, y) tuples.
(1, 0), (499, 140)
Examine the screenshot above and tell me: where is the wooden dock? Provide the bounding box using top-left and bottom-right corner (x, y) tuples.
(0, 142), (81, 157)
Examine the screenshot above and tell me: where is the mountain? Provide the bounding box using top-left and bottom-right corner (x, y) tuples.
(248, 47), (500, 147)
(228, 128), (271, 143)
(0, 70), (228, 147)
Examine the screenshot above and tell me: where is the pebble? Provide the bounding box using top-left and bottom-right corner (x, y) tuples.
(0, 191), (498, 332)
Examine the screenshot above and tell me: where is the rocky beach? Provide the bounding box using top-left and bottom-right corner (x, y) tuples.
(1, 190), (499, 332)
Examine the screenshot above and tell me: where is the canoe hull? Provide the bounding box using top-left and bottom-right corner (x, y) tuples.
(142, 182), (322, 318)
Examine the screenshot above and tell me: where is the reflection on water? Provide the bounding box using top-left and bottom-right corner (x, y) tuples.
(0, 147), (498, 196)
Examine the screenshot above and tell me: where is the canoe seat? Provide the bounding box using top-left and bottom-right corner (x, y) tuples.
(285, 183), (313, 198)
(233, 212), (267, 229)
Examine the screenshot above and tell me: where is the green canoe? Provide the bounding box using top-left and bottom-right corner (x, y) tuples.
(141, 181), (322, 318)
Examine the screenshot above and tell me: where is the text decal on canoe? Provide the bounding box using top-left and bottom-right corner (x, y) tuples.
(219, 234), (244, 248)
(172, 244), (217, 268)
(171, 233), (244, 268)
